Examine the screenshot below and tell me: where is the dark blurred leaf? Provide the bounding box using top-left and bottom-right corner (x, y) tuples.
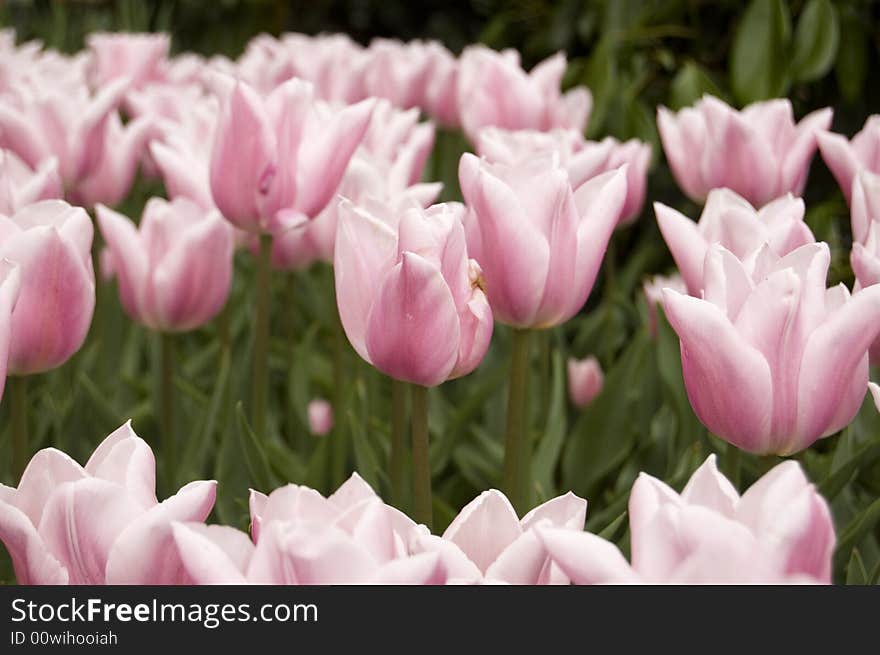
(834, 496), (880, 572)
(584, 37), (617, 138)
(730, 0), (791, 104)
(532, 352), (566, 501)
(791, 0), (839, 83)
(835, 8), (868, 105)
(669, 61), (725, 110)
(846, 548), (868, 585)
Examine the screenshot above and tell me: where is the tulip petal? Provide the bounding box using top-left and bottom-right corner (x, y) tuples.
(170, 522), (252, 584)
(84, 421), (157, 510)
(372, 552), (446, 585)
(365, 252), (460, 386)
(654, 202), (707, 295)
(442, 490), (522, 574)
(537, 527), (638, 584)
(662, 289), (774, 451)
(0, 486), (68, 584)
(680, 455), (739, 514)
(521, 491), (588, 531)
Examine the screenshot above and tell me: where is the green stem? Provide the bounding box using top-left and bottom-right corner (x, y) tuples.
(252, 233), (273, 440)
(410, 384), (432, 528)
(329, 306), (348, 489)
(390, 378), (408, 509)
(160, 332), (175, 490)
(10, 377), (28, 481)
(502, 328), (532, 514)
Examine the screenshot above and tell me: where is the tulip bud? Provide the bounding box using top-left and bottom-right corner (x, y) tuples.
(657, 95), (831, 205)
(567, 356), (603, 409)
(459, 153), (626, 328)
(308, 399), (334, 436)
(0, 200), (94, 375)
(335, 200), (493, 387)
(96, 197), (234, 332)
(662, 242), (880, 455)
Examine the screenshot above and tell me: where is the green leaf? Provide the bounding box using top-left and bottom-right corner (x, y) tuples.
(730, 0), (791, 104)
(791, 0), (839, 83)
(234, 402), (274, 492)
(584, 37), (618, 138)
(180, 348), (231, 480)
(819, 440), (880, 501)
(669, 61), (725, 111)
(532, 352), (567, 501)
(834, 496), (880, 572)
(846, 549), (868, 585)
(834, 9), (868, 104)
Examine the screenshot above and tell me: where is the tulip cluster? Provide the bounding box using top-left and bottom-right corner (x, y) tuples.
(0, 427), (835, 584)
(0, 24), (875, 588)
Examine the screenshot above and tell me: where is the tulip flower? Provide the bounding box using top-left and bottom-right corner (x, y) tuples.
(457, 47), (591, 141)
(97, 197), (233, 485)
(308, 399), (334, 436)
(567, 356), (603, 409)
(335, 199), (493, 524)
(0, 421), (217, 584)
(817, 115), (880, 205)
(0, 150), (61, 214)
(410, 489), (587, 584)
(209, 78), (374, 234)
(0, 200), (94, 376)
(460, 153), (627, 328)
(270, 100), (439, 271)
(460, 153), (625, 511)
(0, 74), (129, 197)
(169, 474), (445, 584)
(87, 32), (169, 91)
(281, 33), (369, 104)
(210, 77), (373, 444)
(642, 273), (687, 337)
(0, 260), (20, 402)
(363, 39), (431, 110)
(657, 95), (831, 205)
(476, 127), (651, 225)
(421, 41), (459, 127)
(335, 200), (492, 386)
(96, 198), (234, 332)
(655, 188), (815, 296)
(539, 455), (834, 584)
(662, 242), (880, 454)
(850, 217), (880, 363)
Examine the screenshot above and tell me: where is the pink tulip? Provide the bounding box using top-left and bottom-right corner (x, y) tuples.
(170, 474), (445, 584)
(0, 421), (217, 584)
(642, 273), (687, 337)
(96, 197), (233, 332)
(0, 149), (61, 214)
(567, 356), (603, 408)
(662, 241), (880, 454)
(476, 127), (651, 225)
(0, 200), (94, 375)
(281, 33), (369, 104)
(0, 74), (129, 194)
(421, 41), (459, 127)
(657, 96), (832, 205)
(849, 186), (880, 362)
(269, 100), (440, 271)
(0, 260), (20, 401)
(149, 94), (219, 211)
(308, 399), (333, 436)
(457, 47), (591, 141)
(71, 113), (155, 208)
(409, 489), (587, 584)
(655, 188), (815, 296)
(817, 115), (880, 205)
(363, 39), (431, 110)
(335, 200), (493, 386)
(87, 32), (169, 91)
(459, 153), (626, 328)
(539, 454), (834, 584)
(209, 78), (374, 233)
